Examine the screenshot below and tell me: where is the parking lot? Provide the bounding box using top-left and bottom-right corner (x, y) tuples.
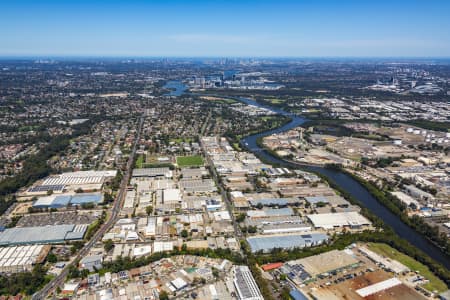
(17, 211), (100, 227)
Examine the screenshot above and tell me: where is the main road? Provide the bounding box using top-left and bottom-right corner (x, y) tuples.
(33, 116), (144, 300)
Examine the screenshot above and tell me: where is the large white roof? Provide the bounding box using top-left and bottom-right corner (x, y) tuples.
(356, 277), (401, 297)
(163, 188), (181, 202)
(307, 211), (370, 229)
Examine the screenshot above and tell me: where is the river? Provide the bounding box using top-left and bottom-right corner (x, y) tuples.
(238, 97), (450, 269)
(163, 80), (187, 96)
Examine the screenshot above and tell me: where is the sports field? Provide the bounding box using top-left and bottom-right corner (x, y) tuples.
(176, 155), (204, 167)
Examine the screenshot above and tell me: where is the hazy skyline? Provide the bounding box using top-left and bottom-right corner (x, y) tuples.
(1, 0), (450, 57)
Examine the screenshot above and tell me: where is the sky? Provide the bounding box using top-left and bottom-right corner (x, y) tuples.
(1, 0), (450, 57)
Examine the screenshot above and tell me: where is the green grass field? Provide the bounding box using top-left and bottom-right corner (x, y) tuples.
(176, 155), (204, 167)
(367, 243), (447, 292)
(217, 98), (237, 104)
(135, 154), (144, 168)
(136, 154), (173, 168)
(268, 98), (284, 104)
(170, 137), (193, 143)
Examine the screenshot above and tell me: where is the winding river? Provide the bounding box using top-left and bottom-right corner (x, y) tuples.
(238, 97), (450, 269)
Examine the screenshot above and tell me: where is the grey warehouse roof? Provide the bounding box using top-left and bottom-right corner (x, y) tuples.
(247, 233), (328, 253)
(0, 224), (86, 246)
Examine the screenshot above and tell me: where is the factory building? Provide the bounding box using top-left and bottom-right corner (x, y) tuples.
(233, 265), (264, 300)
(0, 245), (50, 273)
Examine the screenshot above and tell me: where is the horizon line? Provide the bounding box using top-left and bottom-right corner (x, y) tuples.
(1, 55), (450, 60)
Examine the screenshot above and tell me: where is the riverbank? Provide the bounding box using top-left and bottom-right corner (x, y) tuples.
(233, 96), (450, 274)
(253, 116), (450, 260)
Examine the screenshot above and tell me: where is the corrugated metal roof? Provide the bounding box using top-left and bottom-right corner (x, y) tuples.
(247, 233), (328, 253)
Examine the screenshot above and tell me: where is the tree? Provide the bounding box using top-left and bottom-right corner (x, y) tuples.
(236, 213), (246, 223)
(46, 252), (57, 263)
(146, 205), (153, 216)
(81, 202), (95, 209)
(181, 229), (189, 238)
(159, 291), (169, 300)
(104, 239), (114, 252)
(248, 226), (257, 234)
(104, 192), (114, 203)
(212, 267), (219, 278)
(68, 265), (80, 279)
(316, 201), (327, 208)
(281, 286), (291, 300)
(81, 269), (90, 278)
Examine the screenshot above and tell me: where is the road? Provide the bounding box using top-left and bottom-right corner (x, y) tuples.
(33, 116), (144, 300)
(199, 109), (212, 136)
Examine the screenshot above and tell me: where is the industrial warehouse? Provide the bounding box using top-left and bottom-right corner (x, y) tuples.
(246, 233), (329, 253)
(23, 170), (117, 197)
(31, 193), (103, 209)
(307, 211), (372, 230)
(0, 224), (87, 246)
(0, 245), (50, 273)
(233, 265), (264, 300)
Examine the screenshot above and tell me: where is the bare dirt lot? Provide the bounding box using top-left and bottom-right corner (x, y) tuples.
(311, 270), (426, 300)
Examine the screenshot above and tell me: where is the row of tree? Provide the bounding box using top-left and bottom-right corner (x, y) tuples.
(0, 264), (50, 295)
(99, 247), (245, 274)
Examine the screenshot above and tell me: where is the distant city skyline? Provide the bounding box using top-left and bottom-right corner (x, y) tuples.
(1, 0), (450, 57)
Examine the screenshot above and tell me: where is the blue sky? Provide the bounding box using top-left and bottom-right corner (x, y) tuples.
(1, 0), (449, 57)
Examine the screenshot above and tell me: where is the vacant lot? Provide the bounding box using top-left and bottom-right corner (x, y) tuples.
(176, 155), (204, 167)
(314, 270), (426, 300)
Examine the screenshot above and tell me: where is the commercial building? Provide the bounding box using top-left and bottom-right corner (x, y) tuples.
(246, 207), (293, 218)
(286, 250), (359, 278)
(391, 191), (421, 208)
(359, 246), (409, 274)
(233, 265), (264, 300)
(247, 233), (329, 253)
(0, 224), (87, 246)
(179, 178), (217, 194)
(404, 185), (434, 201)
(163, 189), (181, 203)
(307, 211), (371, 230)
(132, 168), (172, 178)
(180, 167), (207, 179)
(261, 223), (312, 235)
(356, 278), (402, 297)
(27, 184), (65, 195)
(80, 255), (103, 272)
(0, 245), (50, 273)
(37, 170), (117, 192)
(32, 193), (103, 208)
(153, 241), (173, 253)
(248, 197), (300, 207)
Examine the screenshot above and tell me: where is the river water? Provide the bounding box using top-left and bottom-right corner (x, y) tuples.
(163, 80), (187, 96)
(239, 97), (450, 269)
